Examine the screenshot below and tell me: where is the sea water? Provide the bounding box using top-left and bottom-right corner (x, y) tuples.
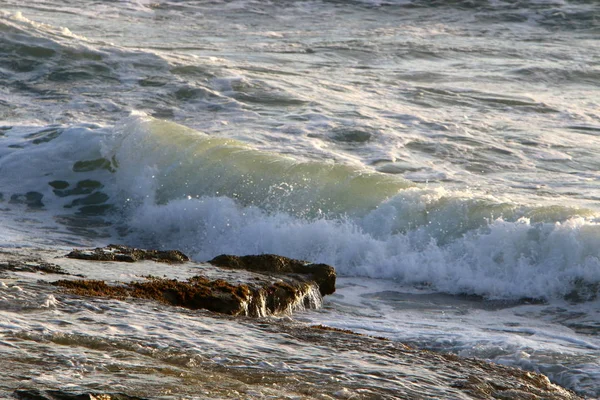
(0, 0), (599, 397)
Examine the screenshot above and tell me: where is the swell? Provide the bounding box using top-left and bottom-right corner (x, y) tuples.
(1, 116), (599, 300)
(100, 117), (600, 301)
(106, 117), (414, 218)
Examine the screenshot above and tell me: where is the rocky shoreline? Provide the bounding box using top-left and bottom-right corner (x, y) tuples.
(55, 245), (335, 317)
(0, 246), (583, 399)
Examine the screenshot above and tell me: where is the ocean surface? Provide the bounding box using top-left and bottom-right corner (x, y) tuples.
(1, 0), (599, 397)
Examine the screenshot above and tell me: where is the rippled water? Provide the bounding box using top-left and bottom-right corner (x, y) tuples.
(1, 0), (600, 397)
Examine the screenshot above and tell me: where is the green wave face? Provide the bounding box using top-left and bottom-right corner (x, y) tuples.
(103, 117), (600, 250)
(109, 117), (414, 218)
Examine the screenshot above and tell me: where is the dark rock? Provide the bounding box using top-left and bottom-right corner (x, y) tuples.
(65, 192), (109, 207)
(330, 127), (373, 143)
(48, 180), (69, 190)
(66, 244), (189, 264)
(56, 247), (333, 317)
(13, 389), (147, 400)
(9, 192), (44, 208)
(72, 158), (114, 173)
(53, 280), (130, 298)
(53, 275), (315, 317)
(564, 279), (599, 303)
(53, 179), (103, 197)
(208, 254), (336, 296)
(310, 324), (389, 341)
(25, 127), (63, 145)
(76, 204), (113, 216)
(0, 259), (69, 275)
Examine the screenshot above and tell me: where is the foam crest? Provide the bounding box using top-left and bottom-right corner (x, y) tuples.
(121, 195), (600, 301)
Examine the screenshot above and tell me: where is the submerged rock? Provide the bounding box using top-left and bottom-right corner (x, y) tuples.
(0, 247), (584, 399)
(9, 192), (44, 208)
(0, 257), (69, 275)
(66, 244), (189, 263)
(278, 323), (581, 400)
(310, 324), (390, 341)
(13, 389), (147, 400)
(209, 254), (336, 296)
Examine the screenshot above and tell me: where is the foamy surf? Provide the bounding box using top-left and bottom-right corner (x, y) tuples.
(94, 117), (600, 301)
(1, 115), (599, 301)
(2, 0), (600, 396)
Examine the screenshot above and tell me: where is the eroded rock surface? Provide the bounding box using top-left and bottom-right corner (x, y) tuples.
(209, 254), (336, 296)
(280, 324), (582, 400)
(0, 246), (584, 400)
(13, 389), (147, 400)
(53, 275), (320, 317)
(66, 244), (189, 263)
(0, 251), (70, 275)
(53, 277), (249, 315)
(54, 247), (329, 317)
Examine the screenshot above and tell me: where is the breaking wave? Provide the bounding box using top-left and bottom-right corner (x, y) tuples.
(99, 117), (600, 301)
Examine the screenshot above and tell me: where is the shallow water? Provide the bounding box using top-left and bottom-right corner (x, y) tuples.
(1, 0), (600, 397)
(0, 248), (584, 399)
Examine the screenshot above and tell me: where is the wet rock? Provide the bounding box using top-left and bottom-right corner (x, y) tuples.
(279, 324), (581, 400)
(0, 247), (583, 399)
(76, 204), (113, 216)
(330, 127), (373, 143)
(449, 368), (574, 400)
(564, 279), (599, 303)
(208, 254), (336, 296)
(66, 244), (189, 264)
(53, 274), (320, 317)
(26, 127), (63, 145)
(53, 179), (102, 197)
(13, 389), (147, 400)
(72, 158), (114, 173)
(9, 192), (44, 208)
(0, 259), (69, 275)
(311, 324), (361, 335)
(48, 180), (69, 190)
(58, 247), (331, 316)
(53, 277), (249, 315)
(53, 280), (129, 298)
(310, 324), (390, 341)
(64, 192), (109, 208)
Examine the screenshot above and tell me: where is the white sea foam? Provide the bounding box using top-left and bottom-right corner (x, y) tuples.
(105, 117), (600, 301)
(2, 115), (599, 300)
(121, 194), (600, 300)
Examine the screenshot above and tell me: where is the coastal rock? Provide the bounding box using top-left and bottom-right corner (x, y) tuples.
(66, 244), (189, 263)
(209, 254), (336, 296)
(282, 324), (582, 400)
(54, 247), (330, 317)
(53, 275), (321, 317)
(0, 256), (69, 275)
(53, 277), (251, 315)
(13, 389), (147, 400)
(0, 247), (584, 399)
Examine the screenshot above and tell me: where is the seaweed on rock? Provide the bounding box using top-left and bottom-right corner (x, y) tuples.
(53, 246), (334, 316)
(66, 244), (189, 263)
(53, 275), (322, 317)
